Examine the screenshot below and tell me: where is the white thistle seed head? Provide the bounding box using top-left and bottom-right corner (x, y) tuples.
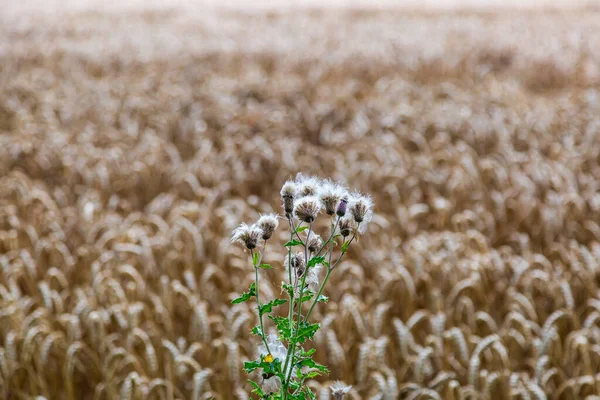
(348, 192), (373, 233)
(319, 181), (348, 216)
(257, 214), (279, 240)
(305, 263), (322, 292)
(280, 180), (297, 216)
(330, 381), (352, 399)
(231, 223), (263, 250)
(295, 173), (322, 198)
(284, 252), (306, 280)
(338, 216), (357, 238)
(293, 196), (322, 223)
(307, 233), (323, 253)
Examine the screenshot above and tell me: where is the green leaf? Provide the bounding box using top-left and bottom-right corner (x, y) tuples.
(295, 322), (320, 343)
(231, 282), (256, 304)
(252, 252), (259, 266)
(282, 282), (294, 296)
(244, 360), (262, 373)
(298, 358), (329, 374)
(307, 256), (325, 268)
(295, 225), (309, 233)
(298, 348), (316, 357)
(284, 239), (303, 247)
(306, 387), (316, 399)
(341, 240), (350, 253)
(251, 325), (263, 336)
(300, 292), (314, 303)
(305, 371), (321, 379)
(258, 263), (273, 269)
(317, 294), (329, 303)
(248, 379), (264, 396)
(259, 298), (287, 315)
(268, 316), (292, 341)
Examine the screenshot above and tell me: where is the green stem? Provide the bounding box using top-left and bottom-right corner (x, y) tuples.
(252, 248), (271, 355)
(281, 219), (298, 397)
(304, 268), (332, 323)
(311, 216), (340, 260)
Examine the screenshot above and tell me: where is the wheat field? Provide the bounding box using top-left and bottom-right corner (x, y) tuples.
(1, 2), (600, 399)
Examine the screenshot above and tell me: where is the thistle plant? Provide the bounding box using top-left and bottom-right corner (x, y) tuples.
(231, 174), (371, 399)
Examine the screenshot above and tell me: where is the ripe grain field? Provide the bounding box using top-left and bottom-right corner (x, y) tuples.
(1, 2), (600, 399)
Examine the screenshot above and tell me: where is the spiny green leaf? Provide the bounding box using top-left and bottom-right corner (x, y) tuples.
(258, 263), (273, 269)
(298, 358), (329, 374)
(251, 325), (263, 336)
(252, 252), (259, 266)
(259, 298), (287, 315)
(317, 294), (328, 303)
(295, 225), (309, 233)
(231, 282), (256, 304)
(341, 240), (350, 253)
(284, 239), (303, 247)
(244, 360), (261, 373)
(298, 348), (316, 357)
(282, 282), (294, 296)
(295, 322), (320, 343)
(307, 256), (325, 268)
(248, 379), (264, 396)
(268, 315), (292, 341)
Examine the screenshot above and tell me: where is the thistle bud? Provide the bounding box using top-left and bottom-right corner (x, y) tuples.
(231, 223), (263, 250)
(293, 196), (322, 223)
(336, 195), (348, 217)
(257, 214), (279, 240)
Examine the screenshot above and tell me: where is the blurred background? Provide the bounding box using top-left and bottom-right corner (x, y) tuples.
(1, 0), (600, 399)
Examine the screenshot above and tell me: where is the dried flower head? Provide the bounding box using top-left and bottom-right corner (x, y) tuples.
(307, 233), (322, 253)
(231, 223), (262, 250)
(293, 196), (322, 223)
(330, 381), (352, 399)
(280, 180), (297, 216)
(338, 216), (357, 237)
(336, 194), (349, 217)
(285, 252), (306, 279)
(349, 192), (373, 233)
(319, 181), (348, 216)
(257, 214), (279, 240)
(295, 173), (321, 197)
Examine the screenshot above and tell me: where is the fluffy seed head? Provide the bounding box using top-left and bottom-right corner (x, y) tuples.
(257, 214), (279, 240)
(307, 233), (323, 253)
(338, 216), (356, 237)
(349, 192), (373, 233)
(285, 252), (306, 279)
(293, 196), (322, 223)
(305, 263), (322, 291)
(280, 180), (297, 216)
(330, 381), (352, 399)
(319, 181), (348, 216)
(231, 223), (262, 249)
(295, 174), (321, 197)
